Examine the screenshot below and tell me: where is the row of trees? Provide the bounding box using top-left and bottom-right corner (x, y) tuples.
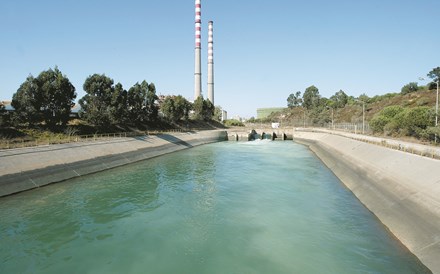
(7, 67), (215, 128)
(79, 75), (158, 126)
(288, 86), (349, 111)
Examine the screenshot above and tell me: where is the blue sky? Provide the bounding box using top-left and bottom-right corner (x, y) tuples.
(1, 0), (439, 118)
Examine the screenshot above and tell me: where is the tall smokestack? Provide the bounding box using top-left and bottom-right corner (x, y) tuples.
(207, 21), (214, 105)
(194, 0), (202, 100)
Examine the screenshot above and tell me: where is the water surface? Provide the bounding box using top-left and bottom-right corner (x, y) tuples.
(0, 141), (430, 273)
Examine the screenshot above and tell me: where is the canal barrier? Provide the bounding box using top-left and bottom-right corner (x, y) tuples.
(0, 130), (227, 197)
(293, 131), (440, 273)
(227, 129), (292, 142)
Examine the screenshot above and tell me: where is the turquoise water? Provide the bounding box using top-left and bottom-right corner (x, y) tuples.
(0, 141), (430, 273)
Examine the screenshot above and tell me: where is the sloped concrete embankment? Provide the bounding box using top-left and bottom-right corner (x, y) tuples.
(294, 132), (440, 273)
(0, 130), (227, 197)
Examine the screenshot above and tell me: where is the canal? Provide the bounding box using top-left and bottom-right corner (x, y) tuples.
(0, 141), (430, 273)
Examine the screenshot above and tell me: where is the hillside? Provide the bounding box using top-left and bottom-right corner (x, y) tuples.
(267, 87), (437, 126)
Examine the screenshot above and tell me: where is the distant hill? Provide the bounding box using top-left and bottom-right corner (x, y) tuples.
(266, 87), (437, 126)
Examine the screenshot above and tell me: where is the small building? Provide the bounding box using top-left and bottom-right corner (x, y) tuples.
(221, 110), (227, 122)
(1, 101), (14, 112)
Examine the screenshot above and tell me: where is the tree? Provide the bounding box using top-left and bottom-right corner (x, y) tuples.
(204, 99), (215, 121)
(193, 96), (204, 120)
(12, 75), (40, 125)
(110, 83), (128, 124)
(79, 74), (115, 126)
(193, 96), (214, 121)
(427, 67), (440, 82)
(330, 90), (348, 108)
(12, 67), (76, 126)
(0, 102), (6, 126)
(127, 81), (148, 123)
(161, 95), (191, 122)
(302, 85), (320, 110)
(161, 97), (177, 122)
(401, 82), (419, 95)
(35, 67), (76, 126)
(146, 83), (159, 121)
(287, 91), (302, 108)
(127, 81), (158, 124)
(174, 95), (192, 121)
(358, 93), (370, 103)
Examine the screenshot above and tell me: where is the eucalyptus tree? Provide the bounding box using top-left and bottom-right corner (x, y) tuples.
(162, 95), (192, 122)
(79, 74), (114, 126)
(127, 81), (158, 124)
(12, 67), (76, 126)
(287, 91), (302, 108)
(302, 85), (320, 110)
(110, 83), (128, 124)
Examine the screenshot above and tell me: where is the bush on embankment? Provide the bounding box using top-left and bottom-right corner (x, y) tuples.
(370, 106), (437, 139)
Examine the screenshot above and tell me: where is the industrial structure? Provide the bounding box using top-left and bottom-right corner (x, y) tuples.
(207, 21), (214, 104)
(194, 0), (202, 100)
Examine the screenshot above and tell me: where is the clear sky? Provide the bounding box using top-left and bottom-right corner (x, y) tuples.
(1, 0), (439, 118)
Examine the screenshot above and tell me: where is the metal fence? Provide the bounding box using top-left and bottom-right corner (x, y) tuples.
(326, 123), (372, 135)
(0, 129), (187, 150)
(298, 128), (440, 160)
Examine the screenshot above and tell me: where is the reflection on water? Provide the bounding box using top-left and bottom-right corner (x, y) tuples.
(0, 141), (431, 274)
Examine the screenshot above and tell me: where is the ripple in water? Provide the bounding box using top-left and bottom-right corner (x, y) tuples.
(0, 141), (431, 273)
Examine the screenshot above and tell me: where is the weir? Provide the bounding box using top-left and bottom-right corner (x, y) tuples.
(227, 129), (292, 142)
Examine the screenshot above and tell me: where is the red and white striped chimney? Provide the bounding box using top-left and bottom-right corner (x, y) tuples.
(207, 21), (214, 105)
(194, 0), (202, 100)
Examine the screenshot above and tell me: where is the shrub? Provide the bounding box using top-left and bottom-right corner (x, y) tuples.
(369, 106), (404, 133)
(401, 82), (419, 95)
(383, 120), (400, 136)
(369, 115), (390, 133)
(402, 107), (434, 137)
(381, 105), (404, 119)
(224, 119), (244, 127)
(416, 97), (430, 106)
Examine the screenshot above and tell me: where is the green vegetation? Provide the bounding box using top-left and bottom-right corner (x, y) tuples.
(2, 68), (225, 143)
(287, 91), (302, 108)
(401, 82), (420, 95)
(0, 102), (6, 126)
(224, 119), (244, 127)
(302, 85), (320, 110)
(161, 95), (191, 122)
(279, 66), (440, 143)
(193, 96), (215, 121)
(4, 66), (440, 144)
(11, 67), (76, 126)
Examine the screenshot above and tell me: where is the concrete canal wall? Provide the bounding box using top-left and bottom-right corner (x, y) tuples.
(294, 131), (440, 273)
(0, 130), (227, 197)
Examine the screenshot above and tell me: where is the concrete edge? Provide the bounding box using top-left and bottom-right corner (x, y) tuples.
(0, 131), (228, 197)
(294, 137), (437, 273)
